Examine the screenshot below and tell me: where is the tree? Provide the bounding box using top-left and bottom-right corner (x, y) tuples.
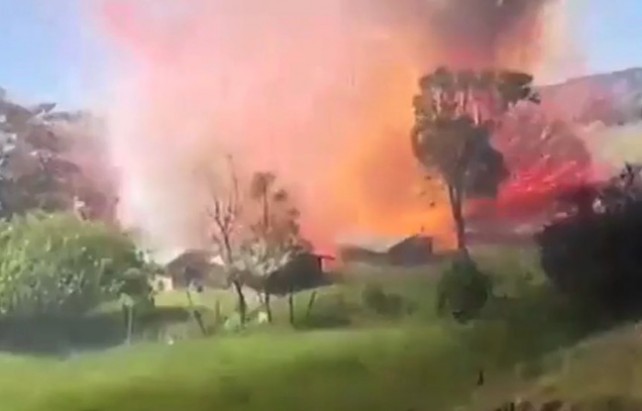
(203, 161), (311, 326)
(203, 156), (249, 325)
(0, 212), (150, 317)
(411, 67), (539, 255)
(0, 93), (116, 221)
(242, 171), (310, 324)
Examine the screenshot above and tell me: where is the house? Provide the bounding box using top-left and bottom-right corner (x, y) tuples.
(339, 235), (434, 267)
(387, 235), (434, 266)
(164, 249), (333, 295)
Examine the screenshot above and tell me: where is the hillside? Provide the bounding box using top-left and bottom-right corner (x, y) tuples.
(470, 323), (642, 410)
(540, 67), (642, 126)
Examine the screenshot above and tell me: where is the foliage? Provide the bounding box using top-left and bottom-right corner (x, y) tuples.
(538, 164), (642, 318)
(361, 283), (408, 317)
(0, 212), (150, 316)
(241, 170), (311, 278)
(204, 164), (312, 325)
(411, 67), (538, 251)
(0, 94), (116, 220)
(437, 257), (492, 323)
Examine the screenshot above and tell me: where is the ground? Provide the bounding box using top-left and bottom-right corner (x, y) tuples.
(1, 245), (640, 411)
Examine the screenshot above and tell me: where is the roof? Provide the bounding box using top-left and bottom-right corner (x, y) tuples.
(165, 249), (229, 288)
(338, 234), (432, 254)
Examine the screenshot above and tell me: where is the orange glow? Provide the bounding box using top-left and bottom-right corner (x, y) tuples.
(90, 0), (570, 255)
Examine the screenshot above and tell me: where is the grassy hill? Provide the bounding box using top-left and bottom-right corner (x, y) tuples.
(467, 323), (642, 410)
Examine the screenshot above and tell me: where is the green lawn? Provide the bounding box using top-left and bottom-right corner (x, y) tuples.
(1, 326), (483, 411)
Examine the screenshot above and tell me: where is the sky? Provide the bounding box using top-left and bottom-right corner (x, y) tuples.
(0, 0), (641, 109)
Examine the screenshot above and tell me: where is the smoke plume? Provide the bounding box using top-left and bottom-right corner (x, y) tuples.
(91, 0), (570, 256)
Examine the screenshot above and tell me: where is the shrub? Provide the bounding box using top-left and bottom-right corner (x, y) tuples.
(0, 212), (150, 317)
(538, 165), (642, 318)
(361, 283), (407, 317)
(437, 257), (492, 323)
(538, 204), (642, 318)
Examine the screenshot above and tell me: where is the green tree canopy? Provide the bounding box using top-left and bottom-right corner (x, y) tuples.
(0, 212), (150, 317)
(411, 66), (539, 252)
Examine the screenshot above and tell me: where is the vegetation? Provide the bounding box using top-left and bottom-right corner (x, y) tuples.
(437, 256), (492, 323)
(1, 63), (642, 411)
(538, 164), (642, 319)
(0, 212), (150, 317)
(0, 94), (116, 220)
(242, 170), (311, 323)
(202, 161), (314, 326)
(0, 244), (612, 411)
(411, 67), (539, 254)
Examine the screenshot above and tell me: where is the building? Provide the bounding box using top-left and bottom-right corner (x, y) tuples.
(339, 235), (434, 267)
(263, 252), (333, 295)
(165, 249), (229, 289)
(387, 235), (434, 266)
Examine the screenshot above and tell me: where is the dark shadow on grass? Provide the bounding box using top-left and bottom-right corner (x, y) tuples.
(0, 306), (213, 357)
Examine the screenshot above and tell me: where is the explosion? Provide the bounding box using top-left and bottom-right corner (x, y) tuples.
(90, 0), (579, 255)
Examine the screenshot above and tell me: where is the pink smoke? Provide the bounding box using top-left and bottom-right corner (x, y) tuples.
(89, 0), (575, 256)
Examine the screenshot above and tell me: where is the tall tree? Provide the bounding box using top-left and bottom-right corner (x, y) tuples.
(0, 93), (116, 220)
(249, 171), (276, 232)
(243, 171), (309, 323)
(411, 67), (539, 255)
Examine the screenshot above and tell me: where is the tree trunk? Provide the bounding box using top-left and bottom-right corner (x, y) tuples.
(215, 300), (221, 326)
(264, 292), (273, 323)
(186, 290), (207, 336)
(232, 280), (247, 325)
(306, 291), (317, 319)
(288, 290), (295, 326)
(262, 192), (270, 231)
(448, 184), (468, 256)
(125, 305), (134, 345)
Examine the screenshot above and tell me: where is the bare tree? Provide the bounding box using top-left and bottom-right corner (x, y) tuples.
(204, 156), (248, 324)
(203, 163), (310, 326)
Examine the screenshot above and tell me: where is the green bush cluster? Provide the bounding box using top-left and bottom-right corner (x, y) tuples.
(0, 212), (150, 317)
(437, 257), (492, 324)
(361, 283), (410, 318)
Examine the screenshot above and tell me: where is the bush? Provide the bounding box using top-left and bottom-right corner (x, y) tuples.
(437, 257), (492, 323)
(538, 165), (642, 318)
(0, 212), (150, 317)
(361, 284), (407, 317)
(538, 205), (642, 318)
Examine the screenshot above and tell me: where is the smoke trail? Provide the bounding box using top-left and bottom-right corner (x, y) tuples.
(92, 0), (568, 255)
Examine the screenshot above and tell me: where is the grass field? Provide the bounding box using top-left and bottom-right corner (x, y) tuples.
(0, 245), (637, 411)
(0, 327), (485, 411)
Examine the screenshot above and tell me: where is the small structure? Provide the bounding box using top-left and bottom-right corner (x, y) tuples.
(263, 252), (333, 296)
(339, 235), (434, 267)
(387, 235), (434, 266)
(165, 249), (229, 289)
(164, 249), (333, 294)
